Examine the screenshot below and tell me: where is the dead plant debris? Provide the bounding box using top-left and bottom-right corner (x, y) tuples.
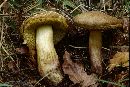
(107, 52), (129, 72)
(62, 51), (98, 87)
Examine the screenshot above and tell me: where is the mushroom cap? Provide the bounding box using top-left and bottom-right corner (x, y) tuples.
(73, 11), (123, 30)
(20, 11), (68, 52)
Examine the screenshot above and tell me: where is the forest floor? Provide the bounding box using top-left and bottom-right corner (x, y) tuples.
(0, 0), (129, 87)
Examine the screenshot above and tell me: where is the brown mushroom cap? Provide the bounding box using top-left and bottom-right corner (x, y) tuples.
(20, 11), (68, 51)
(73, 11), (123, 30)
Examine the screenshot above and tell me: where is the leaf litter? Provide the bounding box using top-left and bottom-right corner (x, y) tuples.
(62, 51), (98, 87)
(107, 52), (129, 72)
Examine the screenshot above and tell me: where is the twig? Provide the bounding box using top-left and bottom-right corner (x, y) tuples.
(102, 47), (110, 51)
(0, 0), (7, 9)
(0, 10), (15, 62)
(0, 15), (29, 18)
(69, 45), (111, 51)
(0, 11), (4, 44)
(0, 49), (4, 71)
(88, 0), (91, 6)
(69, 45), (87, 49)
(1, 43), (20, 73)
(100, 0), (112, 11)
(23, 3), (41, 13)
(0, 14), (15, 16)
(34, 72), (52, 87)
(0, 10), (5, 71)
(1, 45), (14, 61)
(103, 0), (105, 11)
(70, 4), (85, 14)
(109, 46), (129, 49)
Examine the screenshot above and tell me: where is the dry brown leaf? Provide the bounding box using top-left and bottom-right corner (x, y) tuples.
(8, 61), (19, 74)
(15, 45), (29, 54)
(62, 51), (98, 87)
(107, 52), (129, 72)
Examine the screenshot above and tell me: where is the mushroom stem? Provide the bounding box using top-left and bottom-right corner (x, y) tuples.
(36, 25), (63, 84)
(89, 31), (102, 75)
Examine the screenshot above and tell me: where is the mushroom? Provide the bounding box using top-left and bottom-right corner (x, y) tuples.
(20, 11), (68, 84)
(73, 11), (123, 75)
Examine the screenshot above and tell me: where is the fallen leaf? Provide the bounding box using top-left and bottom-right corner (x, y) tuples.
(15, 45), (29, 54)
(62, 51), (98, 87)
(107, 52), (129, 72)
(8, 61), (19, 74)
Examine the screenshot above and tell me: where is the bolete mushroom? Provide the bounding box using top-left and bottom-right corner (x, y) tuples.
(73, 11), (123, 75)
(20, 11), (68, 84)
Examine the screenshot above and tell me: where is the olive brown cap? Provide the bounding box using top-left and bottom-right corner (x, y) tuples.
(73, 11), (123, 30)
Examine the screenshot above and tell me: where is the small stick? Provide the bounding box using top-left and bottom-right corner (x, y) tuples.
(69, 45), (111, 51)
(34, 72), (52, 87)
(70, 4), (84, 14)
(0, 0), (7, 9)
(109, 46), (129, 49)
(69, 45), (87, 49)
